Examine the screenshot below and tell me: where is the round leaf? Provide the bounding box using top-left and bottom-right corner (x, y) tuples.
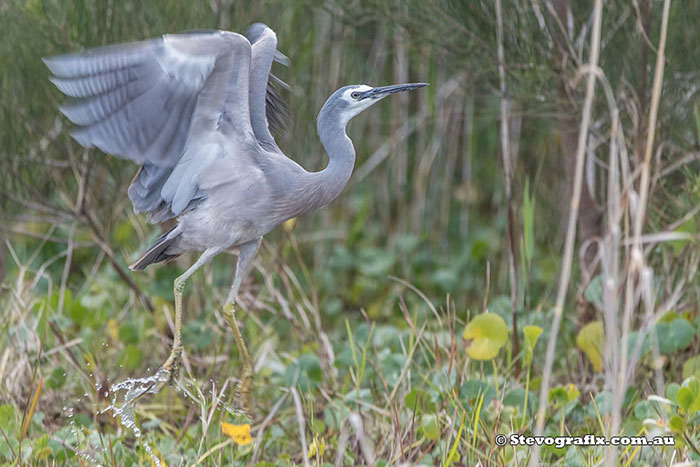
(462, 313), (508, 361)
(656, 318), (694, 354)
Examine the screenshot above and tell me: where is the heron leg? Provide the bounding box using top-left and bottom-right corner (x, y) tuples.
(153, 247), (221, 392)
(222, 237), (261, 414)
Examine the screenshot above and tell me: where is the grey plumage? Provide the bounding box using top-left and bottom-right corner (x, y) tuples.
(45, 25), (426, 276)
(45, 24), (427, 406)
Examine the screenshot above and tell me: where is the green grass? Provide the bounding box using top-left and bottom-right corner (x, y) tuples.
(3, 0), (700, 465)
(2, 229), (699, 465)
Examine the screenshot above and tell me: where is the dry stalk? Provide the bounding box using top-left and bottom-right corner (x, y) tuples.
(532, 1), (603, 465)
(496, 0), (520, 378)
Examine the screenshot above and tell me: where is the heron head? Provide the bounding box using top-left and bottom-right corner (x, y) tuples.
(320, 83), (428, 128)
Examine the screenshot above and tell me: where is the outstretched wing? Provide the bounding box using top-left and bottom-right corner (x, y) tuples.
(45, 30), (255, 222)
(245, 23), (289, 153)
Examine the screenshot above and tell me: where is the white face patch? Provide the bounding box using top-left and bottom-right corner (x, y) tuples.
(340, 85), (373, 102)
(338, 85), (378, 125)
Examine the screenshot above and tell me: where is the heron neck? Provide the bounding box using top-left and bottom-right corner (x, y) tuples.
(298, 121), (355, 215)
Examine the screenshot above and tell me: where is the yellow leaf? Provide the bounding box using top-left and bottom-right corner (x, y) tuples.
(462, 313), (508, 360)
(576, 321), (604, 372)
(308, 435), (325, 458)
(221, 422), (253, 446)
(566, 383), (580, 402)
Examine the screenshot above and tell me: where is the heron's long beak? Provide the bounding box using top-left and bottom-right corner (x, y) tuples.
(360, 82), (428, 100)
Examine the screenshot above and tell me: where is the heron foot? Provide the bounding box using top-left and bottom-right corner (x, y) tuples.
(156, 345), (183, 387)
(223, 302), (254, 415)
(127, 345), (183, 405)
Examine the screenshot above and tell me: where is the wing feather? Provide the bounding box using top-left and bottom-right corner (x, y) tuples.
(46, 30), (256, 223)
(245, 24), (289, 151)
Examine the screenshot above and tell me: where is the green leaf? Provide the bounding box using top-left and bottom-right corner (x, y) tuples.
(669, 415), (685, 433)
(683, 355), (700, 380)
(666, 383), (681, 403)
(633, 401), (655, 420)
(285, 353), (323, 389)
(420, 414), (439, 440)
(548, 387), (568, 407)
(524, 325), (543, 349)
(683, 376), (700, 395)
(404, 389), (436, 413)
(576, 321), (604, 372)
(461, 380), (496, 406)
(677, 387), (694, 412)
(658, 311), (681, 323)
(503, 388), (526, 408)
(566, 383), (580, 403)
(523, 325), (543, 365)
(655, 318), (694, 354)
(462, 313), (508, 360)
(587, 391), (613, 418)
(583, 276), (603, 309)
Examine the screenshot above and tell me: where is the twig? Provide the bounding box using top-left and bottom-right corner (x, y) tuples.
(290, 388), (310, 467)
(616, 1), (671, 463)
(496, 0), (520, 379)
(533, 1), (603, 464)
(631, 0), (671, 261)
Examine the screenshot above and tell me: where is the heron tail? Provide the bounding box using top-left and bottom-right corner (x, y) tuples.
(129, 228), (181, 271)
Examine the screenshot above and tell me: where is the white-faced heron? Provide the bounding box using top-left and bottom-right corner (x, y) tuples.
(44, 23), (427, 412)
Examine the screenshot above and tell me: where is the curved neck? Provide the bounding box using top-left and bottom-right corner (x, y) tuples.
(294, 116), (355, 216)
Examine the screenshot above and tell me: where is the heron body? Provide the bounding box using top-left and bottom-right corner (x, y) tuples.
(45, 23), (427, 411)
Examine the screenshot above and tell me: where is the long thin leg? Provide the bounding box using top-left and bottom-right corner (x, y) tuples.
(222, 238), (261, 414)
(154, 247), (221, 390)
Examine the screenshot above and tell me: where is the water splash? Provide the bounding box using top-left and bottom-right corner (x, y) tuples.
(100, 368), (173, 467)
(99, 368), (246, 466)
(58, 405), (103, 466)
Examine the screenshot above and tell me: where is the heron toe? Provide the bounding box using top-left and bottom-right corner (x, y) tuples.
(154, 345), (183, 391)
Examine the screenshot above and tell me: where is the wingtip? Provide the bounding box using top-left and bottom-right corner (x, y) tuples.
(274, 50), (289, 67)
(42, 56), (59, 74)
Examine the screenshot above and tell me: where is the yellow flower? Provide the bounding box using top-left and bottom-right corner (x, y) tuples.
(221, 422), (253, 446)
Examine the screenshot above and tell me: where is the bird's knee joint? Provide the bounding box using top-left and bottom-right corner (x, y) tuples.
(174, 278), (186, 293)
(223, 302), (235, 318)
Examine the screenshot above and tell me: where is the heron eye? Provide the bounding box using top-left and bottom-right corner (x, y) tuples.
(350, 91), (361, 99)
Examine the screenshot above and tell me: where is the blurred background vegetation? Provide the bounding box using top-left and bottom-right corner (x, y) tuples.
(2, 0), (700, 465)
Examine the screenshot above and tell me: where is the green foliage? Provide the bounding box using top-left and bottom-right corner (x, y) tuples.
(1, 0), (700, 465)
(523, 324), (542, 366)
(655, 317), (694, 354)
